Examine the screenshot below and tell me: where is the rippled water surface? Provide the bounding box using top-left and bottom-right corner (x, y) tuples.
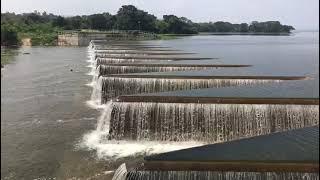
(1, 32), (319, 179)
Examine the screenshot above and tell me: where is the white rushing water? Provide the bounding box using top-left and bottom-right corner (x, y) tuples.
(86, 76), (104, 109)
(100, 77), (281, 103)
(121, 171), (319, 180)
(98, 65), (217, 75)
(96, 57), (170, 65)
(86, 44), (106, 109)
(83, 41), (319, 173)
(82, 42), (205, 159)
(81, 101), (203, 159)
(108, 102), (319, 142)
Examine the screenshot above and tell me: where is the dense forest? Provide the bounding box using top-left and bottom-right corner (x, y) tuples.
(1, 5), (295, 46)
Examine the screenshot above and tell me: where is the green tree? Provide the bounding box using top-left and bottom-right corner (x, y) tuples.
(52, 16), (67, 27)
(163, 15), (197, 34)
(155, 20), (169, 33)
(115, 5), (140, 30)
(213, 21), (234, 32)
(282, 25), (295, 33)
(239, 23), (249, 32)
(88, 14), (107, 30)
(114, 5), (157, 31)
(68, 16), (82, 30)
(1, 24), (19, 45)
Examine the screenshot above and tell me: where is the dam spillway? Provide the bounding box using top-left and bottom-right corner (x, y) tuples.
(107, 101), (318, 142)
(94, 47), (180, 51)
(97, 64), (252, 75)
(95, 57), (178, 65)
(106, 83), (318, 142)
(99, 75), (306, 103)
(115, 126), (319, 180)
(84, 40), (319, 179)
(95, 51), (196, 55)
(143, 126), (319, 171)
(95, 55), (216, 60)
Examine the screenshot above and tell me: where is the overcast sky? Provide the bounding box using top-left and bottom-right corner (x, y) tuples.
(1, 0), (319, 30)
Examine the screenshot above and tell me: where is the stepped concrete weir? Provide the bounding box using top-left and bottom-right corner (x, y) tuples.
(94, 47), (181, 51)
(144, 126), (319, 171)
(116, 96), (319, 105)
(107, 84), (318, 141)
(95, 44), (169, 47)
(111, 126), (319, 179)
(105, 74), (307, 80)
(94, 45), (172, 49)
(95, 55), (216, 60)
(91, 42), (169, 47)
(99, 75), (307, 102)
(95, 51), (196, 55)
(96, 57), (179, 65)
(112, 126), (319, 180)
(98, 64), (252, 75)
(107, 101), (318, 142)
(86, 40), (319, 180)
(96, 57), (217, 65)
(94, 50), (184, 54)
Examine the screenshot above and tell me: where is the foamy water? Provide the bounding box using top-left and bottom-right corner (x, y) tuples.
(80, 100), (203, 159)
(81, 42), (206, 159)
(86, 100), (107, 109)
(81, 132), (203, 159)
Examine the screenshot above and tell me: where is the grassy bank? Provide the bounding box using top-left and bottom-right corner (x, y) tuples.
(2, 22), (62, 46)
(17, 24), (62, 46)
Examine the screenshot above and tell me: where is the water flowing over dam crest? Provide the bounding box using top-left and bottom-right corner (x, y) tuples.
(107, 102), (318, 142)
(113, 126), (319, 180)
(84, 40), (319, 180)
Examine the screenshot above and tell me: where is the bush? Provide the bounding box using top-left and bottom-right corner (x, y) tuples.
(1, 24), (19, 45)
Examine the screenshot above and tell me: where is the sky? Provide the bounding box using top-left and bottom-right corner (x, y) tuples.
(1, 0), (319, 30)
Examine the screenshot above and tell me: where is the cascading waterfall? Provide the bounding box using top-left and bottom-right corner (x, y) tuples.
(96, 101), (113, 132)
(98, 65), (218, 75)
(108, 102), (319, 142)
(84, 41), (318, 180)
(122, 171), (319, 180)
(101, 77), (281, 103)
(86, 46), (97, 85)
(96, 58), (171, 65)
(86, 41), (105, 108)
(87, 76), (104, 108)
(83, 101), (113, 144)
(95, 50), (140, 53)
(97, 53), (151, 57)
(82, 101), (204, 159)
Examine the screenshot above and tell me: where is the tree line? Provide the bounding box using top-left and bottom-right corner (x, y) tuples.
(1, 5), (295, 45)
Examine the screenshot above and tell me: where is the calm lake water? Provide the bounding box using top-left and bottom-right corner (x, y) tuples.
(1, 31), (319, 179)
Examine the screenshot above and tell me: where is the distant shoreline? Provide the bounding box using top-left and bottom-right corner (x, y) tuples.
(198, 32), (291, 36)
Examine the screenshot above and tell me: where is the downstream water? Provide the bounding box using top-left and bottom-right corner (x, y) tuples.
(1, 47), (111, 179)
(1, 31), (319, 179)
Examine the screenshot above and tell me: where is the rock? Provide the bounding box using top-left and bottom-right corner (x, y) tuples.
(70, 69), (73, 71)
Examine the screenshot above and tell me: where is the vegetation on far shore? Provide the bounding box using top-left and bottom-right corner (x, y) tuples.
(1, 5), (295, 46)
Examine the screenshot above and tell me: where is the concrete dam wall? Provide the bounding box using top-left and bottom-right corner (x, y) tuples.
(58, 31), (158, 46)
